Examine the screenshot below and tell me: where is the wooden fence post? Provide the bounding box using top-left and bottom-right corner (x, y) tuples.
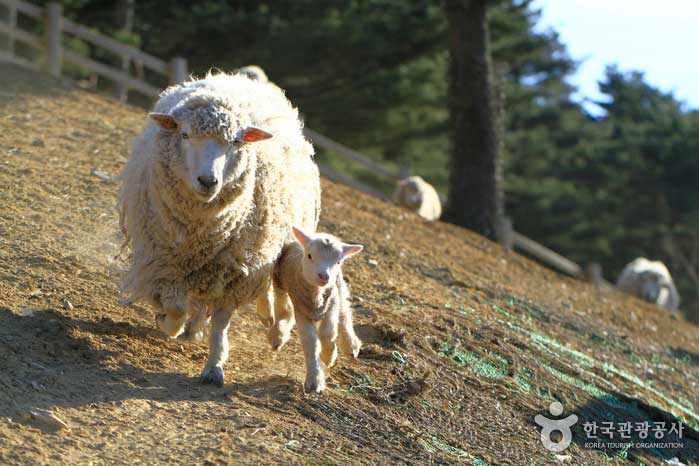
(45, 2), (63, 77)
(116, 54), (130, 102)
(6, 3), (17, 55)
(587, 263), (603, 289)
(170, 56), (187, 83)
(498, 216), (513, 252)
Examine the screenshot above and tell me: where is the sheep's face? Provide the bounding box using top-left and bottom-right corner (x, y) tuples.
(398, 179), (422, 207)
(292, 227), (363, 288)
(150, 113), (272, 202)
(639, 272), (663, 304)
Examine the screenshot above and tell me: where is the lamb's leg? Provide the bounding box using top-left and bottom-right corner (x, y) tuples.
(296, 313), (325, 393)
(256, 284), (274, 328)
(338, 306), (362, 358)
(199, 307), (234, 387)
(267, 286), (295, 351)
(318, 308), (339, 369)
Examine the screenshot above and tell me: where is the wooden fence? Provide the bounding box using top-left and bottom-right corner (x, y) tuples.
(0, 0), (610, 288)
(0, 0), (187, 100)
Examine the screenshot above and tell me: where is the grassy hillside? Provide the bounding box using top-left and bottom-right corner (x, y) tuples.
(0, 63), (698, 465)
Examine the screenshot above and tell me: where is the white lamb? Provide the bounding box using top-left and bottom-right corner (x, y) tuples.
(270, 226), (363, 393)
(616, 257), (680, 312)
(117, 71), (321, 386)
(393, 176), (442, 221)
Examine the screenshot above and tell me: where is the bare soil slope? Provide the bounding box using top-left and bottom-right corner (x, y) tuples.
(1, 64), (698, 466)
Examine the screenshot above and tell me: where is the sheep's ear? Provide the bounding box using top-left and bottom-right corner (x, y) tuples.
(292, 226), (312, 247)
(149, 113), (178, 131)
(342, 243), (363, 258)
(241, 127), (273, 143)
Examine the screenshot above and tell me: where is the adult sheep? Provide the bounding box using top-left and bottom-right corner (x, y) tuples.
(616, 257), (680, 312)
(117, 71), (321, 386)
(393, 176), (442, 221)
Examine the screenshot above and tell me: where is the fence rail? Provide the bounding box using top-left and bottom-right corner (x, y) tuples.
(0, 0), (186, 100)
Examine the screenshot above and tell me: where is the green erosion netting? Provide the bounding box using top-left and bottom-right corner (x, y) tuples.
(440, 288), (698, 461)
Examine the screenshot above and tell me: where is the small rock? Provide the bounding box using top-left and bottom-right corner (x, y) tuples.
(63, 300), (74, 311)
(666, 458), (686, 466)
(31, 138), (45, 147)
(284, 440), (300, 448)
(91, 170), (113, 181)
(368, 259), (378, 267)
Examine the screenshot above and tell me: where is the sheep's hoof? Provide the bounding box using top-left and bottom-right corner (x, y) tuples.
(180, 328), (205, 342)
(304, 375), (325, 393)
(199, 366), (224, 387)
(155, 312), (186, 338)
(267, 327), (290, 351)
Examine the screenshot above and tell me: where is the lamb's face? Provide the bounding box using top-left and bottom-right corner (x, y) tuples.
(149, 113), (272, 202)
(292, 227), (363, 288)
(302, 239), (345, 287)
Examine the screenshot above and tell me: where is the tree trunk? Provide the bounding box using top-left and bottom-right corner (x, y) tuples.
(443, 0), (499, 239)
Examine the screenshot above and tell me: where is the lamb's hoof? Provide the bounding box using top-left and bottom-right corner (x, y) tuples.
(199, 366), (224, 387)
(321, 348), (338, 369)
(267, 327), (290, 351)
(304, 375), (326, 393)
(350, 338), (362, 358)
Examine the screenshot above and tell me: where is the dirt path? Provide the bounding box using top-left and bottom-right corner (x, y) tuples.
(1, 64), (698, 465)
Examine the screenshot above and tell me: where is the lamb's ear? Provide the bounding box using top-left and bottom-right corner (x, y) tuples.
(241, 127), (273, 143)
(342, 243), (363, 258)
(292, 226), (312, 247)
(149, 113), (178, 131)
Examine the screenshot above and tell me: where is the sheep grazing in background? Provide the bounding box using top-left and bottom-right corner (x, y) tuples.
(393, 175), (442, 221)
(235, 65), (268, 83)
(117, 71), (321, 386)
(616, 257), (680, 312)
(270, 226), (363, 393)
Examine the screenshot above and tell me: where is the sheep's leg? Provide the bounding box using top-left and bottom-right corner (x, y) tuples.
(256, 284), (274, 328)
(199, 307), (234, 387)
(267, 287), (295, 351)
(338, 307), (362, 358)
(296, 313), (325, 393)
(181, 303), (209, 342)
(318, 308), (339, 369)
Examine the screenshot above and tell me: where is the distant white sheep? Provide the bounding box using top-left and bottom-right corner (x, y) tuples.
(393, 176), (442, 221)
(616, 257), (680, 312)
(117, 71), (321, 386)
(269, 226), (363, 393)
